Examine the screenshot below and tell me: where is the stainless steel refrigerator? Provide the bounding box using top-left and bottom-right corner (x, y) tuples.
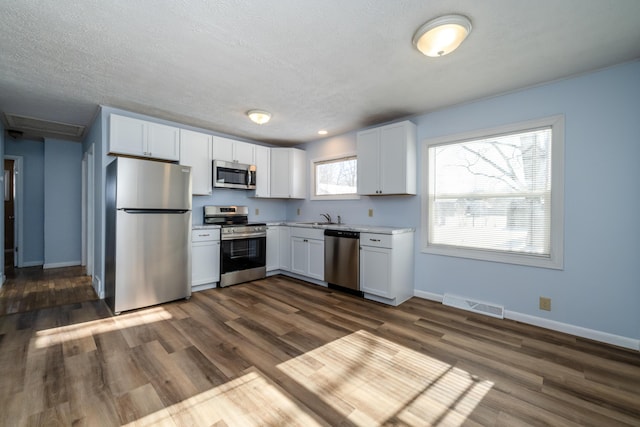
(105, 157), (192, 314)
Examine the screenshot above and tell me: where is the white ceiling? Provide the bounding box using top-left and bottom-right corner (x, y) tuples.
(1, 0), (639, 145)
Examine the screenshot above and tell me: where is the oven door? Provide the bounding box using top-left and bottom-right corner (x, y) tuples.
(220, 235), (266, 286)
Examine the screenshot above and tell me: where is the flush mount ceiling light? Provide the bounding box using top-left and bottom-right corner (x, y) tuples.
(246, 110), (271, 125)
(412, 14), (472, 57)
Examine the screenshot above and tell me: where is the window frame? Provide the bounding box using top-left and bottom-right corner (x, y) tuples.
(421, 115), (564, 269)
(310, 153), (360, 201)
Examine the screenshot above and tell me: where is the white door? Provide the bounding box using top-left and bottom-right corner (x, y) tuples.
(379, 124), (406, 194)
(266, 226), (279, 271)
(357, 129), (380, 195)
(360, 246), (391, 298)
(307, 239), (324, 280)
(234, 141), (255, 165)
(180, 129), (212, 195)
(147, 122), (180, 161)
(290, 237), (307, 275)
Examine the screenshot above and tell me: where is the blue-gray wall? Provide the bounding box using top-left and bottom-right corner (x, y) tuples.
(44, 138), (82, 267)
(293, 60), (640, 343)
(4, 138), (45, 266)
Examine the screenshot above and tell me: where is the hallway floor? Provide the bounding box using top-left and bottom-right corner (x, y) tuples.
(0, 266), (97, 316)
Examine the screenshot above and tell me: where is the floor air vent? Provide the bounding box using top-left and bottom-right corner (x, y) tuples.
(442, 294), (504, 319)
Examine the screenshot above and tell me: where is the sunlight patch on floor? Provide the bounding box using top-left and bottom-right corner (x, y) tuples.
(122, 368), (324, 426)
(33, 307), (173, 349)
(277, 329), (494, 426)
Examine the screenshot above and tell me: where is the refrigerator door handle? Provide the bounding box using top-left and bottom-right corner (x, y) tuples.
(121, 209), (190, 214)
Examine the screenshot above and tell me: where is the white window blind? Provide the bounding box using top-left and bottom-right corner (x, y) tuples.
(423, 116), (564, 269)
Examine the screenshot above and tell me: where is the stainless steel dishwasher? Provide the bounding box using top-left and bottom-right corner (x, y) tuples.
(324, 229), (361, 295)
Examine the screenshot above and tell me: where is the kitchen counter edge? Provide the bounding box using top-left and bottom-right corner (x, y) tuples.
(265, 221), (414, 235)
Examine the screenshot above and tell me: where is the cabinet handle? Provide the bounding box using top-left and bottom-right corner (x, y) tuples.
(198, 234), (210, 237)
(369, 238), (380, 242)
(303, 239), (308, 242)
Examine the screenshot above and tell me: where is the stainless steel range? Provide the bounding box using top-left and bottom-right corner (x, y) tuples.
(204, 206), (266, 287)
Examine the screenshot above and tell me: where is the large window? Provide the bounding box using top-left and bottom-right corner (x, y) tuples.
(311, 154), (358, 200)
(422, 116), (564, 269)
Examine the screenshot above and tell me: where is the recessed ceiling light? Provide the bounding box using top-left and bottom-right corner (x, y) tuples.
(318, 130), (328, 135)
(246, 110), (271, 125)
(412, 14), (472, 57)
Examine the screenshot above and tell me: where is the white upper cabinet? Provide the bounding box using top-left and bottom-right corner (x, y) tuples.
(253, 145), (271, 198)
(357, 120), (416, 195)
(212, 137), (255, 165)
(234, 141), (255, 165)
(270, 148), (306, 199)
(179, 129), (213, 195)
(109, 114), (180, 161)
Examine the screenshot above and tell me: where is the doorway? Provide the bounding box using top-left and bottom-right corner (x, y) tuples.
(4, 159), (15, 273)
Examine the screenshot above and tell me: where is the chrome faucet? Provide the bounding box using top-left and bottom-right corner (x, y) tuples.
(320, 213), (332, 223)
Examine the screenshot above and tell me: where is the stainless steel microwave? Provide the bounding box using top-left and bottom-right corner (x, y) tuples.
(213, 160), (256, 190)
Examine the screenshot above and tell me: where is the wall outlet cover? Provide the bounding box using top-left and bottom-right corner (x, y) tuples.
(255, 208), (259, 215)
(539, 297), (551, 311)
(297, 208), (301, 215)
(368, 208), (373, 217)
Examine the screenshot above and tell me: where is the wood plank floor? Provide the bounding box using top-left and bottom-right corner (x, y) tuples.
(0, 273), (638, 426)
(0, 266), (97, 316)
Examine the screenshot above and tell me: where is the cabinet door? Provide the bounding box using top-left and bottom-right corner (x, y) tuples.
(146, 122), (180, 161)
(234, 141), (255, 165)
(270, 148), (291, 198)
(279, 226), (291, 271)
(266, 226), (279, 271)
(307, 238), (324, 280)
(192, 241), (220, 287)
(180, 129), (212, 195)
(109, 114), (146, 157)
(379, 124), (408, 194)
(254, 145), (270, 198)
(356, 128), (380, 195)
(290, 237), (308, 275)
(360, 245), (392, 298)
(212, 137), (234, 162)
(289, 148), (306, 199)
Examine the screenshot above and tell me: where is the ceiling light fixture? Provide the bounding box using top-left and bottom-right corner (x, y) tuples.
(412, 14), (472, 57)
(318, 130), (328, 135)
(247, 110), (271, 125)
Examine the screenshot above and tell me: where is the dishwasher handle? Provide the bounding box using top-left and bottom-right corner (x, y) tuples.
(324, 229), (360, 239)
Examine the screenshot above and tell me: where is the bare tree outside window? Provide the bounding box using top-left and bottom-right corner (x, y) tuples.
(429, 127), (552, 255)
(314, 156), (357, 196)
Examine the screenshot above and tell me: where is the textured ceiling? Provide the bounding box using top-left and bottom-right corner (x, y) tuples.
(1, 0), (639, 145)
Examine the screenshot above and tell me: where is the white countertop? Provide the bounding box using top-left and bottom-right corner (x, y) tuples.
(266, 221), (414, 235)
(192, 224), (222, 230)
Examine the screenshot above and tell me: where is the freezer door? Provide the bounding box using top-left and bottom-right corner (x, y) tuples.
(113, 210), (191, 313)
(116, 158), (192, 210)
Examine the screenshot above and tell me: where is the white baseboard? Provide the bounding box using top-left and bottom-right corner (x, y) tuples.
(413, 289), (443, 302)
(93, 276), (104, 299)
(505, 310), (640, 351)
(22, 260), (44, 267)
(44, 260), (82, 269)
(413, 291), (639, 351)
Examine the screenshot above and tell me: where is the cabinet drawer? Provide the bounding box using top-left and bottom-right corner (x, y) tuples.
(360, 233), (392, 248)
(192, 229), (220, 242)
(289, 227), (324, 240)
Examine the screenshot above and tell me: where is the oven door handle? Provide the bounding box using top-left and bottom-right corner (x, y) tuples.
(222, 233), (266, 240)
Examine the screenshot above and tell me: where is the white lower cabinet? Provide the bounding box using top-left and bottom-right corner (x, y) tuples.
(359, 232), (414, 306)
(266, 226), (279, 272)
(279, 226), (291, 271)
(191, 229), (220, 291)
(289, 227), (324, 280)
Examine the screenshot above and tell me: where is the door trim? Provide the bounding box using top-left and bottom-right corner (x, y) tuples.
(4, 155), (23, 268)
